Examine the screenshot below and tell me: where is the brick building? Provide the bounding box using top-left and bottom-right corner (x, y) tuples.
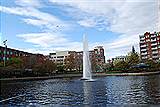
(49, 46), (105, 71)
(0, 46), (45, 67)
(139, 32), (160, 61)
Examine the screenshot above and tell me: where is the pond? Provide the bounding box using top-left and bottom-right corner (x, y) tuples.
(0, 75), (160, 106)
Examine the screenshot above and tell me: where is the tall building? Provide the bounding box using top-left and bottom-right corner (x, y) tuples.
(93, 46), (105, 64)
(139, 32), (160, 61)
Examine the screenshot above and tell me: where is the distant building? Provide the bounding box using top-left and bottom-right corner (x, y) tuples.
(0, 46), (45, 66)
(49, 51), (69, 65)
(112, 56), (127, 62)
(139, 32), (160, 61)
(93, 46), (105, 64)
(49, 46), (105, 70)
(0, 46), (34, 61)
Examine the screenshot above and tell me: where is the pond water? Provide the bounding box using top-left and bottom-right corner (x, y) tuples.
(0, 75), (160, 106)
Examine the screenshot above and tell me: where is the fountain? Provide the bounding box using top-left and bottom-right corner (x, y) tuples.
(82, 34), (93, 81)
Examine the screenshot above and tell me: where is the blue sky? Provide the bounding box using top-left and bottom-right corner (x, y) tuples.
(0, 0), (159, 59)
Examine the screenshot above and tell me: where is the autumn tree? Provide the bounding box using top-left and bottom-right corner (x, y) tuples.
(33, 60), (57, 76)
(64, 53), (76, 71)
(90, 55), (97, 72)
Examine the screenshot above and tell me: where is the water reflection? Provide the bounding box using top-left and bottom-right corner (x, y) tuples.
(143, 75), (160, 104)
(104, 75), (160, 104)
(83, 81), (93, 106)
(83, 80), (108, 106)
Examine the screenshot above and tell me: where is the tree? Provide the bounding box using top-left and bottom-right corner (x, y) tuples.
(33, 60), (57, 76)
(64, 53), (76, 71)
(126, 52), (140, 67)
(91, 55), (97, 72)
(145, 59), (157, 68)
(57, 65), (65, 74)
(74, 55), (82, 72)
(114, 60), (128, 70)
(104, 62), (113, 71)
(6, 57), (23, 69)
(21, 55), (37, 69)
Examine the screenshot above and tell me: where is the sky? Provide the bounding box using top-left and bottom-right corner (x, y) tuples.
(0, 0), (159, 60)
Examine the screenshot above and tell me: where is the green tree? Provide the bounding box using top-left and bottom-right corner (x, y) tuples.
(104, 62), (113, 71)
(57, 65), (65, 74)
(7, 57), (23, 69)
(114, 60), (128, 69)
(126, 52), (140, 67)
(145, 59), (157, 68)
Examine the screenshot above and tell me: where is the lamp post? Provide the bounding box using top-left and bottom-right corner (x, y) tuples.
(3, 40), (7, 67)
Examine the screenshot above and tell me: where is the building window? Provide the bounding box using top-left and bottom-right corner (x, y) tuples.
(50, 53), (56, 55)
(57, 56), (64, 58)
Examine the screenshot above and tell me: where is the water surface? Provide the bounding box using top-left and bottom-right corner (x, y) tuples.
(1, 75), (160, 106)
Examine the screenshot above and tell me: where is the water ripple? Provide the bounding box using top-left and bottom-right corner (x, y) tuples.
(1, 75), (160, 106)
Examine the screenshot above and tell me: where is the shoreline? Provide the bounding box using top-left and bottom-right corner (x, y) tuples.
(0, 71), (160, 81)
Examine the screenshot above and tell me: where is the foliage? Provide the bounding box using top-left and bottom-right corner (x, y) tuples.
(145, 59), (157, 68)
(91, 56), (97, 72)
(57, 65), (65, 74)
(114, 60), (128, 69)
(126, 52), (140, 67)
(33, 60), (57, 75)
(64, 54), (76, 71)
(6, 57), (23, 69)
(104, 63), (113, 71)
(0, 62), (3, 67)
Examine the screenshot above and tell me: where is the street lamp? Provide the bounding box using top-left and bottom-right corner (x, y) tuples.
(3, 40), (7, 67)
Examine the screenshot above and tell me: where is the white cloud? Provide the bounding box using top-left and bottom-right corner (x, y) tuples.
(22, 18), (62, 32)
(0, 2), (73, 51)
(0, 6), (70, 32)
(78, 18), (96, 28)
(15, 42), (82, 55)
(16, 32), (83, 53)
(1, 0), (159, 59)
(17, 33), (68, 47)
(49, 0), (158, 34)
(49, 0), (158, 59)
(15, 0), (43, 8)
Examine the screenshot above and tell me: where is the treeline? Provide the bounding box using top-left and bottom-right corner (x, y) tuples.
(0, 57), (57, 78)
(0, 55), (83, 78)
(105, 52), (160, 72)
